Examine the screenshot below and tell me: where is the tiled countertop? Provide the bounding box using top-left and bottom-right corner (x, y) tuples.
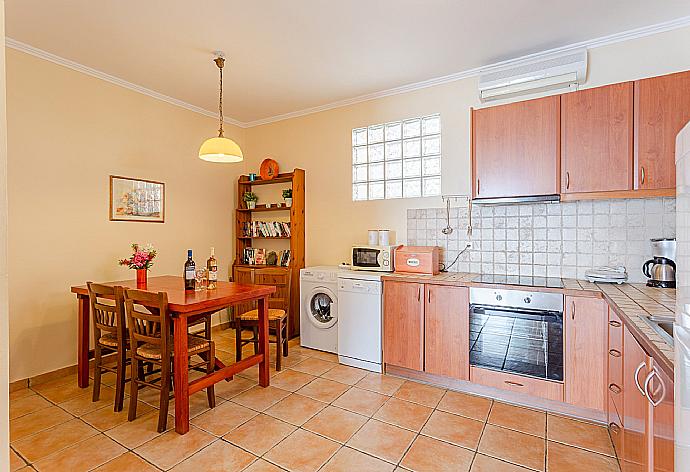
(382, 272), (675, 377)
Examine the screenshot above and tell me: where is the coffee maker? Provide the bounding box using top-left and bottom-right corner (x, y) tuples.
(642, 238), (677, 288)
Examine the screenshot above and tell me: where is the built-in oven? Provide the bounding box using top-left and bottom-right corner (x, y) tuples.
(469, 287), (564, 381)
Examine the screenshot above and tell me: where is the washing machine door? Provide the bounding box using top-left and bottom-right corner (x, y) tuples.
(305, 286), (337, 329)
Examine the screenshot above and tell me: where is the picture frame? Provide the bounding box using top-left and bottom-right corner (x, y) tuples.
(109, 175), (165, 223)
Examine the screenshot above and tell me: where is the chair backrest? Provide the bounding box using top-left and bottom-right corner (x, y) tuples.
(123, 288), (169, 358)
(253, 267), (292, 315)
(87, 282), (126, 344)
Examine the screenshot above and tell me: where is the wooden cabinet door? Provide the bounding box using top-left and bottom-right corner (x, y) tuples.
(634, 70), (690, 190)
(472, 95), (560, 199)
(561, 82), (633, 194)
(564, 296), (607, 411)
(648, 362), (673, 472)
(383, 281), (424, 371)
(424, 285), (469, 379)
(622, 327), (651, 472)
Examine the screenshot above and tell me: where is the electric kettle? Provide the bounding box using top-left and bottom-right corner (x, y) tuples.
(643, 256), (676, 288)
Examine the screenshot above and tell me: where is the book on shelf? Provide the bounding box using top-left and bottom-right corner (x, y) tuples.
(241, 221), (291, 238)
(279, 250), (291, 267)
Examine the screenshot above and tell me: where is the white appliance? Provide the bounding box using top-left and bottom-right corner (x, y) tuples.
(337, 270), (383, 373)
(300, 266), (341, 353)
(675, 119), (690, 468)
(478, 48), (587, 102)
(350, 245), (399, 272)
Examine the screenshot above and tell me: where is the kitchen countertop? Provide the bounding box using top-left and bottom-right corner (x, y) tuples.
(382, 272), (675, 378)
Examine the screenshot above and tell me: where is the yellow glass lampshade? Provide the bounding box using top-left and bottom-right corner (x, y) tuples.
(198, 136), (243, 163)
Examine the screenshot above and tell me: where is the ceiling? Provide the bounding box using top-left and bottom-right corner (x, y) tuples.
(5, 1), (690, 125)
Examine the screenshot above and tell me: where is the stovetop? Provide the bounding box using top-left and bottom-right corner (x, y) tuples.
(472, 274), (565, 289)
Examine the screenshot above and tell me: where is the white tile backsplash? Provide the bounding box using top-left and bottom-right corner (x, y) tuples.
(406, 197), (675, 283)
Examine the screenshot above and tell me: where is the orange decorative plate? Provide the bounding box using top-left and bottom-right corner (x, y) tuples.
(259, 158), (280, 180)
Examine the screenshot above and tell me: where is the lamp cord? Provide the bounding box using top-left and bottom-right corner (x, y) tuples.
(215, 57), (225, 137)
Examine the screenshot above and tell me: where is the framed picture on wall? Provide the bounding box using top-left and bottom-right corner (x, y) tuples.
(109, 175), (165, 223)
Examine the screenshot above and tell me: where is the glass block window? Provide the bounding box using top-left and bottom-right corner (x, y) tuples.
(352, 114), (441, 201)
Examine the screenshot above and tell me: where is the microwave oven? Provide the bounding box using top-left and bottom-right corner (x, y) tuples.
(351, 245), (401, 272)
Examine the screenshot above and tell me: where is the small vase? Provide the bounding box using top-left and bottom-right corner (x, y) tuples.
(285, 198), (292, 207)
(247, 201), (256, 209)
(136, 269), (148, 289)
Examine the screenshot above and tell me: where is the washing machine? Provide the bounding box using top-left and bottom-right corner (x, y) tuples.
(300, 266), (341, 353)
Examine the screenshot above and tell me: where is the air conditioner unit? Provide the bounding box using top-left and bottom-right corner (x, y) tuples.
(478, 48), (587, 102)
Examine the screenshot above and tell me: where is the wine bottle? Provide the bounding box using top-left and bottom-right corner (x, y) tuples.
(207, 247), (218, 290)
(184, 249), (195, 291)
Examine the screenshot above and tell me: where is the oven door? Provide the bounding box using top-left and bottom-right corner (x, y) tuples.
(469, 304), (563, 381)
(351, 247), (383, 270)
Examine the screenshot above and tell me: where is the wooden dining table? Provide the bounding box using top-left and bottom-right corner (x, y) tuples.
(70, 275), (276, 434)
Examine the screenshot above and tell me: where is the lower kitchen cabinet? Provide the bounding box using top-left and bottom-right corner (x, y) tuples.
(622, 327), (651, 472)
(649, 360), (674, 472)
(383, 281), (424, 371)
(564, 296), (608, 412)
(424, 285), (469, 379)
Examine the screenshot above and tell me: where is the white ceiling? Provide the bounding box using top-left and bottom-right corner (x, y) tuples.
(5, 1), (690, 125)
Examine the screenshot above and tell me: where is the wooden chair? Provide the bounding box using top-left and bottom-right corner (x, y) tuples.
(124, 288), (216, 432)
(234, 268), (291, 370)
(87, 282), (128, 412)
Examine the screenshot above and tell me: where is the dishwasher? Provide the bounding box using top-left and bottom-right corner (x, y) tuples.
(336, 273), (383, 373)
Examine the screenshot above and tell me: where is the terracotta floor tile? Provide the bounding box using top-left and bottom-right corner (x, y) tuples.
(437, 390), (493, 421)
(478, 424), (545, 471)
(237, 365), (279, 382)
(321, 365), (368, 385)
(547, 441), (620, 472)
(31, 379), (85, 404)
(401, 435), (474, 472)
(355, 373), (405, 396)
(170, 391), (222, 420)
(270, 369), (316, 392)
(547, 414), (615, 456)
(231, 386), (291, 412)
(290, 357), (337, 376)
(12, 418), (99, 463)
(134, 425), (216, 470)
(29, 374), (77, 393)
(92, 452), (159, 471)
(170, 439), (256, 471)
(421, 410), (484, 450)
(10, 388), (34, 402)
(82, 398), (153, 431)
(488, 402), (546, 438)
(322, 446), (395, 472)
(190, 401), (257, 436)
(347, 419), (416, 463)
(282, 354), (309, 368)
(10, 393), (52, 420)
(296, 378), (350, 403)
(332, 387), (388, 416)
(393, 381), (445, 408)
(264, 393), (326, 426)
(264, 429), (340, 472)
(10, 448), (26, 472)
(244, 458), (286, 471)
(10, 405), (73, 442)
(302, 405), (368, 443)
(470, 454), (534, 472)
(105, 410), (173, 449)
(223, 414), (296, 456)
(32, 434), (126, 472)
(213, 376), (257, 400)
(306, 350), (339, 363)
(373, 397), (433, 431)
(58, 386), (118, 417)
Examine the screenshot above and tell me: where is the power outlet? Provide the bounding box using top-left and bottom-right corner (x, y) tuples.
(464, 240), (473, 249)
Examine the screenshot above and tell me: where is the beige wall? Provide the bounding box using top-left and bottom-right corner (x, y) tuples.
(6, 49), (245, 381)
(244, 26), (690, 267)
(1, 0), (11, 467)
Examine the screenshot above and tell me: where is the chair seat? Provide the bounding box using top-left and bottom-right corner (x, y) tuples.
(98, 333), (120, 348)
(239, 308), (287, 321)
(137, 335), (210, 360)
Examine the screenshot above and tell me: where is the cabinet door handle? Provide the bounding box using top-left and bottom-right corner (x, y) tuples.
(571, 300), (575, 320)
(644, 369), (665, 407)
(609, 320), (621, 328)
(566, 171), (570, 190)
(609, 422), (621, 434)
(634, 362), (647, 396)
(428, 288), (431, 303)
(504, 380), (524, 387)
(417, 286), (421, 301)
(609, 349), (621, 358)
(641, 166), (646, 186)
(608, 383), (622, 394)
(477, 178), (480, 195)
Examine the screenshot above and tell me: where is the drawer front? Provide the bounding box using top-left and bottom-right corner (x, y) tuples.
(608, 394), (624, 459)
(470, 366), (564, 402)
(608, 309), (623, 352)
(608, 309), (624, 393)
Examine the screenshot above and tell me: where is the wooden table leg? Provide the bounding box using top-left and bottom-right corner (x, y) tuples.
(257, 296), (270, 387)
(77, 295), (90, 388)
(173, 315), (190, 434)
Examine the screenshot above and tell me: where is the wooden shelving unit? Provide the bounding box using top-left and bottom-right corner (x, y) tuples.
(233, 169), (305, 338)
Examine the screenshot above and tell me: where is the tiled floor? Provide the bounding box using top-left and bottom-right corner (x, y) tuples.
(9, 329), (620, 471)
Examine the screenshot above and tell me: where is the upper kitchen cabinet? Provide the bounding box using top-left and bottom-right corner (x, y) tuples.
(634, 70), (690, 191)
(472, 95), (560, 200)
(561, 82), (634, 195)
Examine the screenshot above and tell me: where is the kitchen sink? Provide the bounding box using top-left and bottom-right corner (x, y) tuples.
(644, 315), (675, 345)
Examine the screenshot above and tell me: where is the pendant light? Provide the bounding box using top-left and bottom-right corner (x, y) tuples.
(199, 53), (243, 163)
